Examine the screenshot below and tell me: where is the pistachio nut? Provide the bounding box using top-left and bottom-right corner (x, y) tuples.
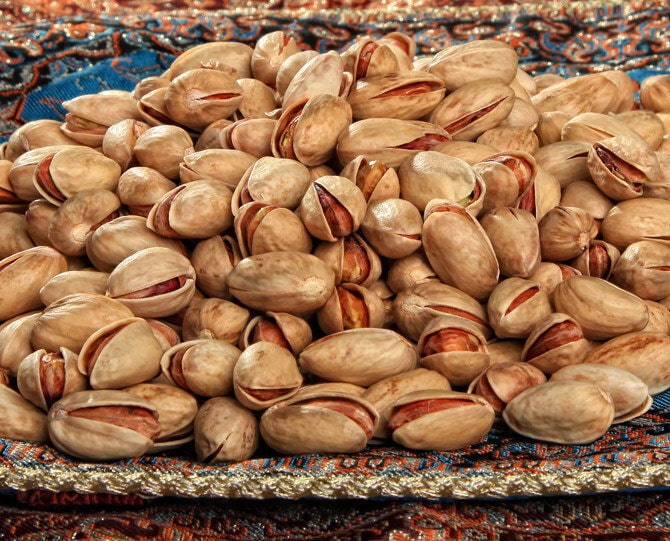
(78, 317), (164, 389)
(101, 118), (151, 171)
(361, 368), (451, 440)
(181, 297), (250, 344)
(116, 167), (177, 217)
(227, 251), (335, 314)
(601, 198), (670, 251)
(312, 233), (382, 288)
(161, 339), (241, 397)
(389, 389), (495, 451)
(0, 311), (41, 375)
(190, 234), (241, 299)
(316, 282), (386, 335)
(584, 331), (670, 394)
(233, 341), (303, 410)
(16, 347), (87, 411)
(239, 311), (312, 356)
(616, 109), (665, 150)
(133, 125), (194, 180)
(166, 41), (253, 80)
(48, 389), (161, 460)
(275, 50), (319, 101)
(386, 251), (437, 294)
(569, 239), (620, 280)
(179, 148), (257, 189)
(538, 206), (598, 262)
(0, 212), (34, 259)
(473, 150), (536, 213)
(502, 380), (614, 444)
(416, 314), (490, 388)
(467, 361), (547, 416)
(534, 141), (591, 189)
(0, 385), (49, 443)
(259, 387), (379, 455)
(194, 396), (259, 463)
(550, 364), (651, 423)
(339, 156), (400, 205)
(526, 261), (581, 294)
(360, 198), (423, 259)
(559, 180), (614, 224)
(299, 327), (418, 387)
(639, 74), (670, 112)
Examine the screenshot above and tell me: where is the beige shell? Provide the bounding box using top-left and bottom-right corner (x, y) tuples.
(190, 234), (241, 300)
(179, 149), (257, 189)
(386, 251), (437, 294)
(601, 198), (670, 251)
(166, 41), (253, 80)
(316, 282), (386, 335)
(486, 277), (553, 339)
(389, 389), (495, 451)
(181, 297), (250, 344)
(467, 361), (547, 415)
(550, 364), (651, 423)
(48, 389), (160, 460)
(362, 368), (451, 440)
(281, 51), (351, 109)
(584, 331), (670, 394)
(233, 341), (303, 410)
(521, 312), (592, 374)
(339, 155), (401, 205)
(30, 293), (134, 354)
(194, 396), (259, 463)
(416, 314), (490, 388)
(422, 201), (499, 301)
(16, 347), (87, 411)
(101, 118), (151, 171)
(0, 246), (69, 321)
(227, 251), (335, 314)
(78, 317), (164, 389)
(360, 198), (423, 260)
(259, 387), (379, 455)
(239, 311), (312, 356)
(551, 275), (649, 340)
(299, 327), (418, 387)
(0, 311), (41, 375)
(0, 385), (49, 443)
(312, 233), (382, 288)
(502, 380), (614, 444)
(473, 150), (536, 214)
(538, 206), (598, 262)
(161, 339), (241, 397)
(134, 125), (194, 180)
(107, 247), (196, 319)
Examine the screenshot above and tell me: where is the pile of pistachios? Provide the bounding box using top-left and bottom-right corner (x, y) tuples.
(1, 31), (669, 463)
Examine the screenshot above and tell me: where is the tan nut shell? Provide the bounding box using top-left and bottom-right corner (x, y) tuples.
(299, 327), (418, 387)
(0, 386), (48, 443)
(39, 269), (109, 306)
(552, 275), (649, 340)
(227, 251), (335, 314)
(181, 297), (250, 344)
(550, 364), (651, 423)
(584, 331), (670, 395)
(0, 312), (41, 375)
(106, 247), (196, 318)
(233, 341), (303, 410)
(601, 198), (670, 251)
(389, 389), (495, 451)
(360, 198), (423, 260)
(78, 317), (164, 389)
(47, 389), (160, 461)
(194, 396), (259, 463)
(259, 388), (379, 455)
(502, 380), (614, 444)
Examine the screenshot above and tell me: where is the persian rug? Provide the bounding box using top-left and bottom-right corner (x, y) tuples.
(1, 0), (669, 538)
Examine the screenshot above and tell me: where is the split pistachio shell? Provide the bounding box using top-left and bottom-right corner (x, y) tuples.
(569, 239), (620, 280)
(259, 388), (379, 455)
(521, 312), (591, 374)
(479, 207), (541, 278)
(240, 311), (312, 355)
(48, 389), (161, 461)
(534, 141), (591, 189)
(0, 312), (41, 375)
(347, 71), (446, 121)
(116, 167), (177, 217)
(526, 261), (581, 294)
(181, 297), (250, 344)
(584, 331), (670, 394)
(0, 385), (49, 443)
(339, 156), (401, 204)
(0, 246), (68, 321)
(190, 234), (241, 300)
(47, 188), (122, 256)
(362, 368), (451, 440)
(124, 382), (198, 449)
(389, 389), (495, 451)
(398, 151), (478, 212)
(429, 79), (515, 141)
(538, 206), (598, 262)
(428, 39), (518, 90)
(85, 215), (187, 273)
(235, 201), (312, 257)
(416, 314), (490, 388)
(9, 145), (74, 202)
(486, 277), (553, 339)
(422, 201), (499, 301)
(601, 198), (670, 251)
(616, 109), (665, 150)
(386, 251), (437, 294)
(550, 364), (651, 423)
(316, 282), (386, 334)
(102, 119), (151, 171)
(166, 41), (253, 80)
(281, 51), (352, 109)
(161, 339), (241, 397)
(467, 361), (546, 415)
(227, 251), (335, 314)
(392, 280), (491, 342)
(179, 149), (257, 189)
(16, 347), (87, 411)
(106, 247), (196, 318)
(299, 327), (418, 387)
(30, 293), (134, 354)
(32, 146), (122, 206)
(233, 341), (303, 410)
(78, 317), (164, 389)
(360, 198), (423, 259)
(147, 180), (234, 239)
(473, 151), (536, 213)
(194, 396), (260, 463)
(552, 275), (649, 340)
(502, 380), (614, 444)
(312, 233), (382, 288)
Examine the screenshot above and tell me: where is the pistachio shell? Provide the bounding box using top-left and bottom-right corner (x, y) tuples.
(0, 385), (49, 443)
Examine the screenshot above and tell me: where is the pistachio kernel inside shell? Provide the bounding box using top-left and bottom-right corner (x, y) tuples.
(250, 318), (291, 350)
(299, 398), (376, 439)
(525, 321), (583, 360)
(115, 275), (189, 299)
(315, 184), (354, 237)
(68, 405), (161, 440)
(394, 133), (450, 151)
(445, 98), (508, 134)
(35, 154), (65, 202)
(505, 286), (541, 314)
(357, 41), (378, 80)
(39, 352), (66, 407)
(342, 236), (371, 284)
(422, 328), (481, 356)
(594, 144), (645, 190)
(356, 160), (387, 201)
(337, 287), (369, 328)
(389, 398), (476, 430)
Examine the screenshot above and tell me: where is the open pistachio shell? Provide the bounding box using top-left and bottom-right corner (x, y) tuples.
(0, 385), (49, 443)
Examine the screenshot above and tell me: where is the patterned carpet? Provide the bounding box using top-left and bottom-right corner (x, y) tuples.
(1, 0), (669, 539)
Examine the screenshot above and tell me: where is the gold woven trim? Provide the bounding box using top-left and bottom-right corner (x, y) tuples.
(1, 460), (668, 499)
